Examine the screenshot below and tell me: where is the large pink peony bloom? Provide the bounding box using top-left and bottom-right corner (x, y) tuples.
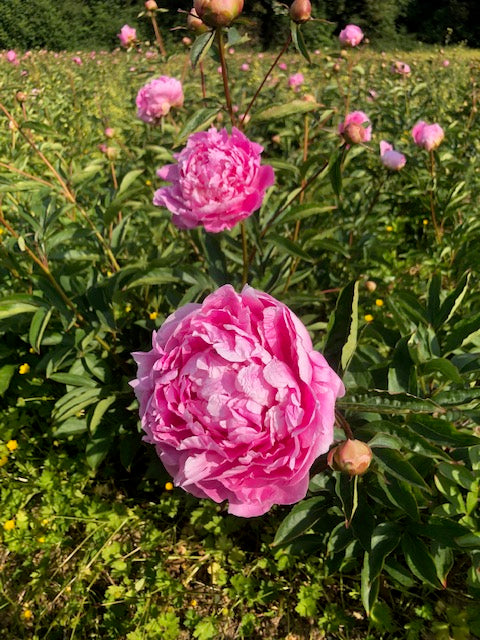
(338, 110), (372, 144)
(412, 120), (444, 151)
(380, 140), (406, 170)
(339, 24), (364, 47)
(153, 127), (275, 232)
(131, 285), (345, 517)
(136, 76), (184, 124)
(118, 24), (137, 48)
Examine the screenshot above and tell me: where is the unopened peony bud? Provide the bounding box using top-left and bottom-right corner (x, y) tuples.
(145, 0), (158, 10)
(194, 0), (244, 28)
(15, 91), (27, 103)
(104, 127), (115, 138)
(365, 280), (377, 292)
(289, 0), (311, 23)
(327, 439), (372, 476)
(187, 7), (209, 33)
(342, 122), (364, 145)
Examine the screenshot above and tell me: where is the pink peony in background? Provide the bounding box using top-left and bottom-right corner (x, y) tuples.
(6, 50), (18, 65)
(136, 76), (184, 124)
(339, 110), (372, 144)
(391, 60), (411, 75)
(118, 24), (137, 48)
(131, 285), (345, 517)
(288, 72), (304, 90)
(338, 24), (364, 47)
(412, 121), (444, 151)
(380, 141), (406, 170)
(153, 127), (274, 232)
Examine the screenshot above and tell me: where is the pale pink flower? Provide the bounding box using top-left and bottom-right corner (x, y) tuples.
(118, 24), (137, 48)
(339, 24), (364, 47)
(278, 62), (287, 70)
(153, 127), (274, 233)
(338, 110), (372, 144)
(136, 76), (184, 124)
(442, 59), (450, 67)
(240, 63), (249, 71)
(380, 141), (406, 171)
(72, 56), (82, 65)
(412, 121), (444, 151)
(104, 127), (115, 139)
(391, 60), (411, 75)
(288, 72), (304, 90)
(145, 50), (156, 59)
(131, 284), (345, 517)
(6, 50), (18, 65)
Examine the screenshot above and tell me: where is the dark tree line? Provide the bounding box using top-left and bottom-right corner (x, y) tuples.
(0, 0), (479, 50)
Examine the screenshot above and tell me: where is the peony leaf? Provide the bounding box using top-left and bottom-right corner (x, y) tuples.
(434, 271), (470, 328)
(252, 100), (319, 122)
(174, 107), (221, 145)
(190, 30), (215, 70)
(273, 496), (328, 547)
(290, 21), (311, 64)
(323, 280), (358, 374)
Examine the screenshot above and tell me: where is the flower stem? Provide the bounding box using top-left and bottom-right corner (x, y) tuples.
(239, 33), (292, 130)
(429, 150), (442, 243)
(216, 29), (235, 126)
(240, 221), (248, 286)
(150, 14), (167, 56)
(335, 409), (354, 440)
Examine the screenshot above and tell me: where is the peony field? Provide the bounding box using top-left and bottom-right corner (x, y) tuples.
(1, 1), (479, 638)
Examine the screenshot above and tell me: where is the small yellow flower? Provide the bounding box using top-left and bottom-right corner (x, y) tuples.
(364, 314), (374, 323)
(19, 363), (30, 375)
(190, 599), (198, 607)
(0, 456), (8, 467)
(375, 299), (384, 307)
(41, 518), (49, 526)
(37, 536), (45, 543)
(22, 609), (33, 620)
(145, 179), (152, 186)
(125, 303), (132, 313)
(7, 440), (18, 452)
(107, 270), (113, 277)
(386, 225), (393, 232)
(423, 218), (429, 226)
(165, 481), (174, 491)
(29, 347), (35, 354)
(3, 519), (15, 531)
(149, 311), (158, 320)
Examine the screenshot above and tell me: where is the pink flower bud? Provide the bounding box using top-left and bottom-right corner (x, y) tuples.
(118, 25), (137, 48)
(194, 0), (244, 28)
(145, 0), (158, 10)
(104, 127), (115, 138)
(380, 140), (406, 171)
(187, 7), (209, 33)
(15, 91), (27, 103)
(289, 0), (311, 23)
(412, 121), (444, 151)
(338, 111), (371, 145)
(182, 36), (192, 46)
(327, 439), (373, 476)
(338, 24), (364, 47)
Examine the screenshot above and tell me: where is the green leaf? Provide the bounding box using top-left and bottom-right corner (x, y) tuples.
(327, 521), (354, 555)
(252, 100), (319, 122)
(335, 474), (359, 528)
(273, 496), (328, 546)
(378, 473), (420, 521)
(323, 280), (359, 374)
(418, 358), (463, 384)
(338, 390), (439, 415)
(444, 312), (480, 352)
(88, 396), (116, 436)
(361, 551), (379, 615)
(267, 234), (314, 262)
(388, 336), (415, 394)
(290, 21), (311, 63)
(329, 147), (344, 197)
(373, 447), (430, 491)
(437, 461), (476, 491)
(190, 30), (215, 69)
(29, 306), (53, 353)
(52, 387), (102, 424)
(202, 232), (229, 286)
(407, 415), (479, 447)
(274, 203), (336, 227)
(0, 364), (16, 397)
(368, 523), (401, 582)
(175, 107), (220, 145)
(48, 373), (98, 388)
(53, 417), (88, 437)
(432, 543), (454, 587)
(435, 272), (470, 328)
(426, 273), (441, 324)
(117, 169), (144, 196)
(0, 295), (44, 320)
(86, 423), (113, 470)
(401, 535), (443, 589)
(125, 268), (178, 289)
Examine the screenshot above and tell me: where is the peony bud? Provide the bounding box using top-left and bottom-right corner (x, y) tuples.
(15, 91), (27, 103)
(365, 280), (377, 292)
(327, 439), (373, 476)
(194, 0), (244, 28)
(187, 7), (209, 33)
(145, 0), (158, 10)
(342, 122), (364, 145)
(289, 0), (311, 23)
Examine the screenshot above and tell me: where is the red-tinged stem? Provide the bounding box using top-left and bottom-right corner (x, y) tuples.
(216, 29), (235, 126)
(150, 14), (167, 57)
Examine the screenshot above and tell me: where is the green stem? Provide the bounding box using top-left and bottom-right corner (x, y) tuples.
(216, 29), (235, 126)
(429, 150), (442, 243)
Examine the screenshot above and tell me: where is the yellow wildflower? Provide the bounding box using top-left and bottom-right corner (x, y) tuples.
(165, 481), (174, 491)
(22, 609), (33, 620)
(145, 179), (152, 186)
(3, 519), (15, 531)
(364, 314), (374, 323)
(37, 536), (45, 543)
(149, 311), (158, 320)
(125, 303), (132, 313)
(7, 440), (18, 452)
(423, 219), (429, 225)
(190, 599), (198, 607)
(0, 456), (8, 467)
(375, 299), (384, 307)
(41, 518), (49, 526)
(19, 363), (30, 374)
(386, 225), (393, 232)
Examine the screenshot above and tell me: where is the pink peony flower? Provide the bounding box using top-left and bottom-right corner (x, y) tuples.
(131, 284), (345, 517)
(278, 62), (287, 70)
(288, 72), (304, 90)
(412, 120), (444, 151)
(6, 50), (18, 65)
(240, 63), (249, 71)
(72, 56), (82, 65)
(153, 127), (274, 232)
(338, 24), (364, 47)
(338, 110), (372, 144)
(380, 141), (406, 171)
(442, 59), (450, 67)
(118, 24), (137, 48)
(391, 60), (411, 75)
(136, 76), (184, 124)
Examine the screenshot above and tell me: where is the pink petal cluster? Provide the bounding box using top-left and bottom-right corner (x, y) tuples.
(131, 285), (345, 517)
(136, 76), (184, 124)
(391, 60), (411, 75)
(380, 141), (406, 171)
(412, 121), (444, 151)
(338, 24), (364, 47)
(118, 24), (137, 48)
(72, 56), (83, 66)
(6, 50), (18, 65)
(288, 72), (304, 90)
(153, 127), (275, 233)
(338, 110), (372, 144)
